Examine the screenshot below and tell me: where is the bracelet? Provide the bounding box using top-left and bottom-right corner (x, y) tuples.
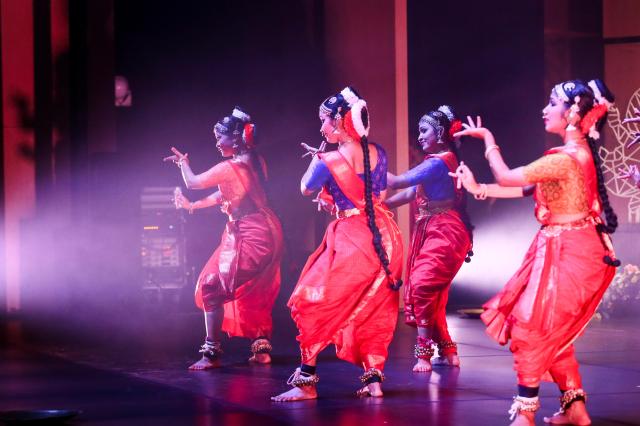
(188, 202), (194, 214)
(484, 145), (501, 160)
(474, 183), (488, 200)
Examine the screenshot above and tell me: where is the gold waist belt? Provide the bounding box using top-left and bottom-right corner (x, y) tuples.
(540, 216), (593, 237)
(336, 208), (363, 219)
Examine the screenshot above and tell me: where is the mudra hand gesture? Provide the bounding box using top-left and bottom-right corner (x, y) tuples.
(312, 189), (335, 214)
(448, 161), (479, 192)
(173, 188), (191, 210)
(622, 107), (640, 148)
(301, 141), (327, 158)
(163, 147), (189, 166)
(618, 164), (640, 186)
(453, 116), (490, 140)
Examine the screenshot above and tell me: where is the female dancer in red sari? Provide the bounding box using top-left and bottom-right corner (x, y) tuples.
(386, 106), (473, 372)
(271, 87), (403, 401)
(452, 79), (619, 426)
(165, 107), (283, 370)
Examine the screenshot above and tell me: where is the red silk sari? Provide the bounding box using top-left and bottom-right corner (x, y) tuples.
(404, 152), (471, 352)
(481, 144), (616, 386)
(288, 150), (403, 371)
(195, 160), (283, 339)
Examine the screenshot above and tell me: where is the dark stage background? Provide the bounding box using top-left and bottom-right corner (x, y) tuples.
(1, 0), (638, 348)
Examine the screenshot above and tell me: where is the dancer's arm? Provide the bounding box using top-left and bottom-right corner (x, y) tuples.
(385, 186), (417, 209)
(450, 162), (528, 199)
(174, 190), (223, 213)
(300, 156), (330, 196)
(387, 159), (444, 190)
(454, 116), (527, 187)
(164, 147), (227, 189)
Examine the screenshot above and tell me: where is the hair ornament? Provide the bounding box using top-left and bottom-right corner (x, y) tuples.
(588, 80), (614, 109)
(340, 87), (360, 106)
(232, 107), (251, 123)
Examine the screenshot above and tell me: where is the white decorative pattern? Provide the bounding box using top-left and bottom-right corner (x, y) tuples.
(600, 88), (640, 223)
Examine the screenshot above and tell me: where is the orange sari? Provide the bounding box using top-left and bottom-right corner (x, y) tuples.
(482, 144), (616, 387)
(195, 160), (283, 340)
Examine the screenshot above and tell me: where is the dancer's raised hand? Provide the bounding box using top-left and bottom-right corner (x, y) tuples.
(453, 116), (490, 140)
(449, 161), (479, 192)
(301, 141), (327, 158)
(163, 147), (189, 165)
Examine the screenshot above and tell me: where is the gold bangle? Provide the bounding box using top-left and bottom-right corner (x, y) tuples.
(484, 145), (500, 160)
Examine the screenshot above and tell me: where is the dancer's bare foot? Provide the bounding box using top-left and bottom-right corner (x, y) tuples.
(510, 411), (535, 426)
(433, 353), (460, 367)
(271, 386), (317, 402)
(249, 352), (271, 364)
(356, 382), (384, 397)
(544, 401), (591, 425)
(188, 356), (221, 370)
(412, 358), (432, 372)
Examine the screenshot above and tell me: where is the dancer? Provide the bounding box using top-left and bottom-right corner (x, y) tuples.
(452, 79), (619, 426)
(165, 107), (283, 370)
(385, 106), (473, 372)
(271, 87), (403, 401)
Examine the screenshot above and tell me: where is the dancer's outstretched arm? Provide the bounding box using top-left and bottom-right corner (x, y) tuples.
(385, 186), (417, 209)
(454, 116), (527, 187)
(450, 162), (532, 199)
(174, 190), (223, 213)
(387, 159), (445, 190)
(164, 147), (226, 190)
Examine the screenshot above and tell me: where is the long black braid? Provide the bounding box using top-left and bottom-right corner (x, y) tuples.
(560, 79), (619, 266)
(320, 87), (402, 289)
(585, 137), (617, 234)
(360, 135), (402, 290)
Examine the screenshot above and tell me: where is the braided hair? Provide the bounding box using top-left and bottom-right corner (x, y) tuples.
(555, 80), (619, 266)
(320, 87), (402, 290)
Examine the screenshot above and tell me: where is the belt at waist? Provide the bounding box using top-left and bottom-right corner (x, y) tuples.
(336, 207), (363, 219)
(540, 216), (593, 237)
(417, 200), (456, 217)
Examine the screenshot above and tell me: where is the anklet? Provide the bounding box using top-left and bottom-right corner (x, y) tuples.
(199, 340), (223, 360)
(359, 368), (385, 384)
(286, 368), (319, 387)
(437, 340), (458, 355)
(250, 338), (272, 355)
(414, 336), (435, 360)
(560, 388), (587, 412)
(508, 395), (540, 421)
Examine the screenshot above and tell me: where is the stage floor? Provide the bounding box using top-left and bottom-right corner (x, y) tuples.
(2, 315), (640, 425)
